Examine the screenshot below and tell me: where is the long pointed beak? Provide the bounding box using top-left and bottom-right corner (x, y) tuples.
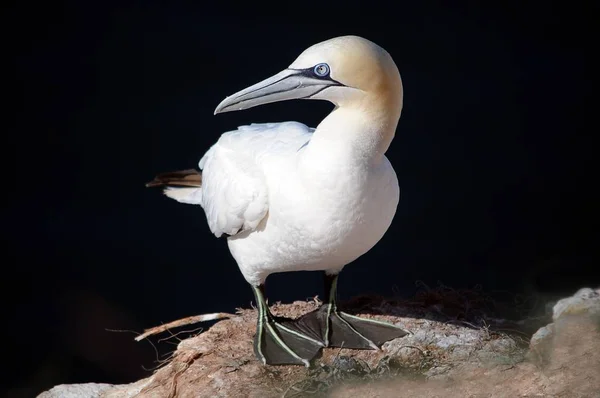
(214, 69), (339, 114)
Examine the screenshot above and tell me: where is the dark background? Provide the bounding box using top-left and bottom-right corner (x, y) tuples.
(5, 1), (595, 396)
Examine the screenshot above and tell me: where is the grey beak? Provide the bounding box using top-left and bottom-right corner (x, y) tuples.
(214, 69), (339, 114)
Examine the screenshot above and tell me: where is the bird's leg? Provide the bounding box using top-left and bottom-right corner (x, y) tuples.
(251, 284), (324, 367)
(317, 273), (408, 349)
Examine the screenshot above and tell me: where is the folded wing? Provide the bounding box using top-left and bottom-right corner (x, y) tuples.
(148, 122), (313, 238)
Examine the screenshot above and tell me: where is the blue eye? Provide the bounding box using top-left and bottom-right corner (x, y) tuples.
(313, 63), (330, 77)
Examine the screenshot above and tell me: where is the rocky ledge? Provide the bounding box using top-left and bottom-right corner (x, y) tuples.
(39, 286), (600, 398)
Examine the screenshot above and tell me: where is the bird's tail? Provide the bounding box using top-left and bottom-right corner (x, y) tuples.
(146, 169), (203, 205)
(146, 169), (202, 188)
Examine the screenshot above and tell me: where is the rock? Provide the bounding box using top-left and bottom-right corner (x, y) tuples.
(552, 287), (600, 321)
(528, 287), (600, 366)
(528, 323), (554, 362)
(37, 287), (600, 397)
(37, 383), (115, 398)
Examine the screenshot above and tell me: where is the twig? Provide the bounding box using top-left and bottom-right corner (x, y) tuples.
(135, 312), (236, 342)
(158, 326), (205, 343)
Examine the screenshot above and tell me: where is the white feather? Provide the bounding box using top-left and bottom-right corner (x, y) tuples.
(163, 187), (203, 204)
(198, 122), (312, 238)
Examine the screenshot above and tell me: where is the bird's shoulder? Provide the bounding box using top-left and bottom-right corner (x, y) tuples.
(204, 122), (313, 163)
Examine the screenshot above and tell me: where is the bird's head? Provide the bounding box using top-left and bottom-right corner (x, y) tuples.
(214, 36), (403, 116)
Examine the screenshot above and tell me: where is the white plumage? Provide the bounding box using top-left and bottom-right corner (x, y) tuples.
(167, 117), (398, 286)
(162, 35), (404, 287)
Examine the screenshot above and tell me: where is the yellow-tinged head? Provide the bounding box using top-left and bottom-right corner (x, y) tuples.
(214, 35), (403, 119)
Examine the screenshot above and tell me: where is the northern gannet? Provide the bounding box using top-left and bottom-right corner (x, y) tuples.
(147, 35), (407, 366)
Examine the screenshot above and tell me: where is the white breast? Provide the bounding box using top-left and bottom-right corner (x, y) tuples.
(227, 151), (399, 286)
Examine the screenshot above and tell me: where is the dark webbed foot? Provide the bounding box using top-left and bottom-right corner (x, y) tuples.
(250, 274), (407, 367)
(327, 308), (408, 348)
(252, 286), (324, 366)
(293, 274), (408, 350)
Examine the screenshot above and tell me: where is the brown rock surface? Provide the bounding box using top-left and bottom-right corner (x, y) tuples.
(38, 287), (600, 398)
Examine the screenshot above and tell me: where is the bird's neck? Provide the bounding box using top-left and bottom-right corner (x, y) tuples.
(303, 99), (401, 167)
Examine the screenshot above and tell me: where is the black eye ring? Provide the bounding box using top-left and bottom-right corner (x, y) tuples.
(313, 63), (330, 77)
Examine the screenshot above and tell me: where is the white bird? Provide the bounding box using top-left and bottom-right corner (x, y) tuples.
(147, 35), (407, 366)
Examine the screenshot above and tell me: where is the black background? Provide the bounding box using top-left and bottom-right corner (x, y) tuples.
(5, 1), (596, 396)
